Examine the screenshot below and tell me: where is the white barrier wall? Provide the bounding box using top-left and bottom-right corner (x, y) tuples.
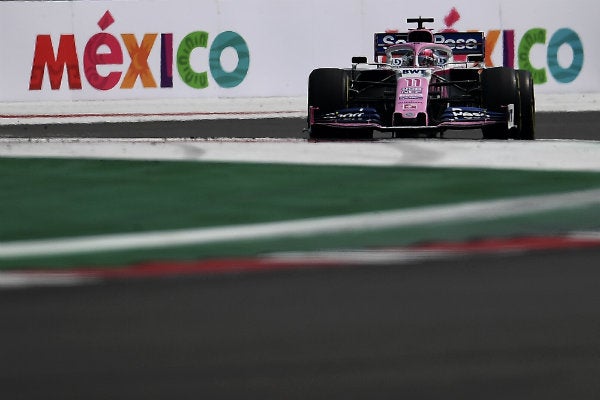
(0, 0), (598, 102)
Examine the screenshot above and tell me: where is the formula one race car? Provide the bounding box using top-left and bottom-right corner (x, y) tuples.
(307, 18), (535, 140)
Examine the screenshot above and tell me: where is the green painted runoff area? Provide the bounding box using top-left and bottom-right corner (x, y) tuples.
(1, 157), (600, 269)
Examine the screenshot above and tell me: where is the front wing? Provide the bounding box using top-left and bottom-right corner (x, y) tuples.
(309, 106), (511, 132)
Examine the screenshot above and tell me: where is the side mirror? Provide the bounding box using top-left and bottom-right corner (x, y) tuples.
(352, 56), (368, 64)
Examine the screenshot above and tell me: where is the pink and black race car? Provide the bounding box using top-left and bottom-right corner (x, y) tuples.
(307, 17), (534, 140)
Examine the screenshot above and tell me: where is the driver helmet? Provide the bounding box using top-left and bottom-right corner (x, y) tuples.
(419, 49), (435, 66)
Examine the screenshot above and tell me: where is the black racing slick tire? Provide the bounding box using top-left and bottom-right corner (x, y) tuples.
(481, 67), (517, 140)
(515, 69), (535, 140)
(308, 68), (372, 140)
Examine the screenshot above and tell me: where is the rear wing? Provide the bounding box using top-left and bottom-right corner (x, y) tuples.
(374, 31), (485, 62)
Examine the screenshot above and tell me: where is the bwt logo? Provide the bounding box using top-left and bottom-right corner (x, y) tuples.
(29, 11), (250, 91)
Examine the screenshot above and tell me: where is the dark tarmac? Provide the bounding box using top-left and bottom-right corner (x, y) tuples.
(1, 111), (599, 140)
(1, 112), (600, 399)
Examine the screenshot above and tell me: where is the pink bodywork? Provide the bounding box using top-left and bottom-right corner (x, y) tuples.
(389, 42), (450, 126)
(395, 73), (430, 125)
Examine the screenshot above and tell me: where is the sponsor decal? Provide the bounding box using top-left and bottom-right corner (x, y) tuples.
(398, 95), (423, 100)
(399, 77), (425, 100)
(507, 104), (515, 129)
(399, 69), (428, 75)
(321, 107), (381, 123)
(374, 32), (483, 58)
(400, 87), (423, 94)
(433, 33), (479, 51)
(397, 70), (430, 79)
(442, 107), (490, 122)
(398, 94), (423, 100)
(29, 10), (250, 91)
(440, 106), (504, 123)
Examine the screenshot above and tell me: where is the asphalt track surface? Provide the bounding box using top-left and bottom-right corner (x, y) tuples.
(1, 111), (599, 140)
(2, 112), (600, 399)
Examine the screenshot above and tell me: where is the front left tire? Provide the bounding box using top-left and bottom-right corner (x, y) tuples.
(308, 68), (372, 140)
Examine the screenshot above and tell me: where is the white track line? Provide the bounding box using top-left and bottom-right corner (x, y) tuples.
(1, 188), (600, 259)
(0, 272), (98, 288)
(0, 97), (307, 125)
(2, 138), (600, 171)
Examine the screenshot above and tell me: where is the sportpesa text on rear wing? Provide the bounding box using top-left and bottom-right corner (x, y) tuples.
(373, 31), (485, 62)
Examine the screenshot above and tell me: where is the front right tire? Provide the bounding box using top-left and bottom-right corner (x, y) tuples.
(480, 67), (535, 140)
(481, 67), (517, 140)
(515, 69), (535, 140)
